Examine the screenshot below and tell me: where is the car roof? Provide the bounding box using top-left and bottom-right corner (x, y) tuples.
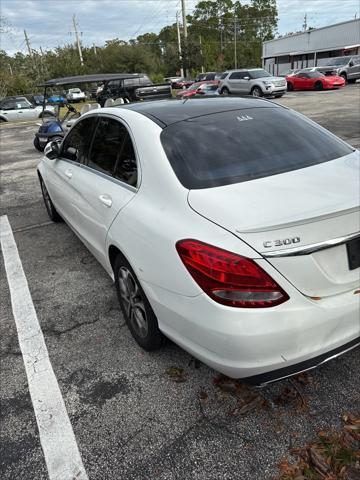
(117, 97), (279, 127)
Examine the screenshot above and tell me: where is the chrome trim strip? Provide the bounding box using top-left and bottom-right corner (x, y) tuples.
(259, 341), (360, 386)
(262, 232), (360, 258)
(79, 163), (138, 192)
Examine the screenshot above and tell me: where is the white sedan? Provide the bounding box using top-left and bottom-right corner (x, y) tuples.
(38, 98), (360, 385)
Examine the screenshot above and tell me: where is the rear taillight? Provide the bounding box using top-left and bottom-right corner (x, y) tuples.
(176, 240), (289, 308)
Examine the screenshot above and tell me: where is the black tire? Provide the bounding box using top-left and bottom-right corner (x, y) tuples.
(314, 81), (323, 91)
(347, 79), (356, 84)
(340, 73), (347, 83)
(220, 87), (230, 96)
(251, 86), (263, 97)
(39, 177), (62, 222)
(287, 82), (294, 91)
(114, 253), (164, 351)
(34, 136), (44, 152)
(274, 93), (284, 98)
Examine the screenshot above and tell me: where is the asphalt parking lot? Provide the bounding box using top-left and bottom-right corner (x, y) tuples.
(1, 85), (359, 480)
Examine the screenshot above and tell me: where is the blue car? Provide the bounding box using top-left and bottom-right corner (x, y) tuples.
(47, 94), (67, 105)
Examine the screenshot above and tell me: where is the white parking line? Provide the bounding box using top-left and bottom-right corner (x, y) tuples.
(0, 215), (88, 480)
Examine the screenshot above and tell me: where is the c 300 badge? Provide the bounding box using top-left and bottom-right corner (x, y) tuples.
(263, 237), (300, 248)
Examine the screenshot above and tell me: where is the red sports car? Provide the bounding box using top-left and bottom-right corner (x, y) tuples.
(286, 71), (345, 91)
(176, 80), (219, 98)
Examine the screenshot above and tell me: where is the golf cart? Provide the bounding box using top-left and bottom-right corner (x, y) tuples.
(34, 73), (172, 151)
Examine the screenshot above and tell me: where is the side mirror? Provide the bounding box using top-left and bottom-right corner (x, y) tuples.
(243, 76), (250, 80)
(44, 140), (61, 160)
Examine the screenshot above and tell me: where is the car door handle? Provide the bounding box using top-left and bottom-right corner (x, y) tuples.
(64, 169), (73, 179)
(99, 194), (112, 207)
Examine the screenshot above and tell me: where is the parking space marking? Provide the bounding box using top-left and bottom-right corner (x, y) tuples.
(0, 215), (88, 480)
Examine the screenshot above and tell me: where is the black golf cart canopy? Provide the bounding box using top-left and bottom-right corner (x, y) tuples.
(39, 73), (142, 87)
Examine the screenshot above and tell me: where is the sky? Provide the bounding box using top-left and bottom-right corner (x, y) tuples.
(1, 0), (359, 55)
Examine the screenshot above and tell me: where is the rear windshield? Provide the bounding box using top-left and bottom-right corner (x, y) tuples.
(160, 107), (352, 189)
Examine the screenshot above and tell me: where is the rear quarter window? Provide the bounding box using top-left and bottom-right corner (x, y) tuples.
(160, 107), (353, 189)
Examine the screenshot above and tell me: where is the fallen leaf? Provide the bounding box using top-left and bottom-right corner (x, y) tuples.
(166, 366), (187, 383)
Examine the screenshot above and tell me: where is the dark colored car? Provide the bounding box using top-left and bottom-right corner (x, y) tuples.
(97, 74), (171, 106)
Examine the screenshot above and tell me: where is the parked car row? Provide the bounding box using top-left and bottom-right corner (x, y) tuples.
(280, 55), (360, 83)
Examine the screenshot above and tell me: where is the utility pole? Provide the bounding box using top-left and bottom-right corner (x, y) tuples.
(199, 35), (204, 73)
(24, 29), (37, 71)
(181, 0), (187, 77)
(234, 16), (237, 69)
(303, 13), (308, 31)
(93, 43), (97, 56)
(24, 30), (33, 59)
(72, 14), (84, 66)
(176, 12), (184, 77)
(8, 64), (13, 76)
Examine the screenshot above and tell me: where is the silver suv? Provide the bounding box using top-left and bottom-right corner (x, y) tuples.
(219, 68), (287, 97)
(316, 56), (360, 83)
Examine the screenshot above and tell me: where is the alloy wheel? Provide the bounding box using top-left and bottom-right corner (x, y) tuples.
(118, 267), (148, 338)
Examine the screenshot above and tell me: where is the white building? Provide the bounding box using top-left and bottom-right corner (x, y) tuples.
(263, 19), (360, 75)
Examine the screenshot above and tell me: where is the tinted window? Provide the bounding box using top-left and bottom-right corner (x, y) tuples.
(220, 73), (228, 79)
(249, 69), (271, 79)
(160, 108), (353, 189)
(107, 80), (121, 93)
(62, 117), (96, 163)
(124, 78), (139, 87)
(307, 71), (323, 78)
(229, 72), (243, 80)
(1, 100), (16, 110)
(140, 75), (152, 86)
(88, 117), (127, 175)
(114, 135), (138, 186)
(352, 56), (360, 65)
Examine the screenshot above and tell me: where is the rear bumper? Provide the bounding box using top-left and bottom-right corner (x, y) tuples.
(142, 280), (360, 381)
(243, 337), (359, 385)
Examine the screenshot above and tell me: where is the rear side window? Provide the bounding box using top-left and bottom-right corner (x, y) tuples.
(88, 117), (127, 174)
(229, 72), (243, 80)
(88, 117), (138, 186)
(160, 108), (353, 189)
(114, 135), (137, 187)
(62, 117), (96, 163)
(140, 75), (152, 86)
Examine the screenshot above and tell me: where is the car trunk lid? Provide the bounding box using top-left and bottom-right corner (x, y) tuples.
(188, 153), (360, 298)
